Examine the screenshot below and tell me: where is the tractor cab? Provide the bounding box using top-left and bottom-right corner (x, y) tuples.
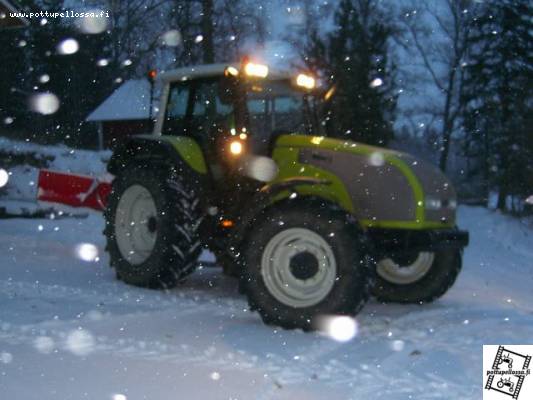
(151, 61), (323, 218)
(103, 60), (468, 331)
(154, 61), (320, 179)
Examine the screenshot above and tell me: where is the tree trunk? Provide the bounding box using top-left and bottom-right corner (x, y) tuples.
(438, 68), (456, 172)
(201, 0), (215, 64)
(438, 117), (453, 172)
(482, 131), (490, 207)
(497, 188), (507, 211)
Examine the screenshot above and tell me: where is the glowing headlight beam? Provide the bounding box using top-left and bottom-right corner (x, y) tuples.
(244, 62), (269, 78)
(225, 66), (239, 77)
(230, 141), (243, 155)
(425, 197), (442, 210)
(296, 73), (316, 89)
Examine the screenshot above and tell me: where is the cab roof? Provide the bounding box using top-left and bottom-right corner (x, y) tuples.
(158, 63), (293, 83)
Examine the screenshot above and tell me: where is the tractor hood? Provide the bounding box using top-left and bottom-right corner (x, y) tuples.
(273, 135), (457, 229)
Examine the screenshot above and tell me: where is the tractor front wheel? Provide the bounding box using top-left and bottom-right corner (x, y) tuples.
(104, 164), (202, 288)
(373, 249), (462, 303)
(241, 206), (372, 330)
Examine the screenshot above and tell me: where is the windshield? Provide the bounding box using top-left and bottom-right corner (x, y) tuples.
(243, 79), (320, 154)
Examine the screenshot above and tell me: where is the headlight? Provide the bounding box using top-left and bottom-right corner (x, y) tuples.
(0, 168), (9, 188)
(229, 140), (243, 155)
(425, 197), (442, 210)
(424, 197), (457, 210)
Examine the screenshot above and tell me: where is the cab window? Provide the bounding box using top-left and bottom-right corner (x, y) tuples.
(163, 79), (234, 138)
(245, 81), (309, 155)
(163, 83), (191, 135)
(189, 79), (234, 137)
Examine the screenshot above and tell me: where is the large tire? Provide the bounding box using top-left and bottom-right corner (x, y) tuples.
(104, 163), (203, 288)
(373, 248), (462, 303)
(240, 205), (372, 330)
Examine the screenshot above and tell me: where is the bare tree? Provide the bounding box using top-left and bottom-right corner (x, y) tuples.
(216, 0), (268, 61)
(400, 0), (475, 171)
(200, 0), (215, 63)
(165, 0), (267, 66)
(84, 0), (269, 75)
(281, 0), (335, 70)
(84, 0), (173, 77)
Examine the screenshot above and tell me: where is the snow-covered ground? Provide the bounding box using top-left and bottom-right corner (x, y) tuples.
(0, 206), (531, 399)
(0, 137), (110, 215)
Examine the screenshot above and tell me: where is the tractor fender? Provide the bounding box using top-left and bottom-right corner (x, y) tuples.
(107, 135), (207, 176)
(229, 177), (338, 250)
(261, 177), (331, 197)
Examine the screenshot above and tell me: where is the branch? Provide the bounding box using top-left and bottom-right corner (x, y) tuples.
(407, 23), (445, 91)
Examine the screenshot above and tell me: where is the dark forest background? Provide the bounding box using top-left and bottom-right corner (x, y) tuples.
(0, 0), (531, 212)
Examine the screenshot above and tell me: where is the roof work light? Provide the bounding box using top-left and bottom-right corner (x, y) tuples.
(296, 73), (316, 89)
(244, 62), (269, 78)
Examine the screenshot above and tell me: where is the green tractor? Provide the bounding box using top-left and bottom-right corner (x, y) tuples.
(104, 61), (469, 330)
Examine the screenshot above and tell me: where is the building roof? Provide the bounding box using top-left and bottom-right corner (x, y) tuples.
(0, 0), (29, 28)
(86, 79), (156, 122)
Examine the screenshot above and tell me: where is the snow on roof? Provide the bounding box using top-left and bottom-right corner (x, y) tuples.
(159, 63), (292, 83)
(86, 79), (155, 122)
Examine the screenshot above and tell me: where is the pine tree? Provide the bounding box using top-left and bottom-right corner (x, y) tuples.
(461, 0), (532, 211)
(307, 0), (397, 146)
(0, 27), (28, 135)
(9, 0), (117, 146)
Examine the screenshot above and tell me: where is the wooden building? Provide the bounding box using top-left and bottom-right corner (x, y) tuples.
(86, 79), (155, 150)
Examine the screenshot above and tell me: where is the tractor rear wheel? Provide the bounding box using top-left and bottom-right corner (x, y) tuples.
(240, 206), (372, 330)
(104, 164), (202, 288)
(373, 248), (462, 303)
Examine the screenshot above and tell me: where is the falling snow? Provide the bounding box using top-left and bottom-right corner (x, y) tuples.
(0, 204), (530, 399)
(0, 1), (531, 399)
(56, 38), (79, 55)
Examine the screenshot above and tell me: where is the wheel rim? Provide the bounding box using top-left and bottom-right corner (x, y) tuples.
(377, 252), (435, 285)
(261, 228), (337, 308)
(114, 184), (158, 265)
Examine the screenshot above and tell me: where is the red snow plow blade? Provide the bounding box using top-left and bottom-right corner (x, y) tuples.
(37, 169), (111, 211)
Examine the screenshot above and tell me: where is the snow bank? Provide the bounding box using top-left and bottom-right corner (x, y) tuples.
(0, 137), (110, 214)
(0, 206), (531, 399)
